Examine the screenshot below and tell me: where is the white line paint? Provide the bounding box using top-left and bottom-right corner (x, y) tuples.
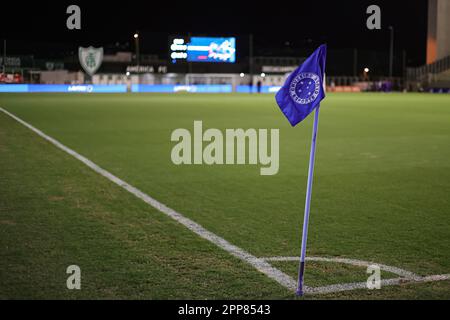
(262, 256), (420, 279)
(0, 107), (297, 291)
(262, 256), (450, 295)
(306, 274), (450, 295)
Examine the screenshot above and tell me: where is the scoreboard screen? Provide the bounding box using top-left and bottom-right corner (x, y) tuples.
(187, 37), (236, 63)
(170, 37), (236, 63)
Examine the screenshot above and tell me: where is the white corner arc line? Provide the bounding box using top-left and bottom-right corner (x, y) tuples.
(305, 274), (450, 295)
(0, 107), (296, 292)
(261, 256), (450, 295)
(262, 256), (420, 279)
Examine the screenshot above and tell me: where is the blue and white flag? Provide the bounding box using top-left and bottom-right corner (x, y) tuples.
(275, 44), (327, 126)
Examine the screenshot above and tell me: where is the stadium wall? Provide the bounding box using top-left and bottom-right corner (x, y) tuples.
(0, 83), (281, 93)
(0, 84), (127, 93)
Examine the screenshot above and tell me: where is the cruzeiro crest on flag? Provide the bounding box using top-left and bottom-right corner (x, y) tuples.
(289, 72), (321, 105)
(78, 46), (103, 76)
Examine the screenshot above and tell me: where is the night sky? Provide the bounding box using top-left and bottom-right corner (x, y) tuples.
(1, 0), (428, 70)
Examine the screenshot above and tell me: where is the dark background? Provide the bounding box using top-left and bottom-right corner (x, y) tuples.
(0, 0), (428, 75)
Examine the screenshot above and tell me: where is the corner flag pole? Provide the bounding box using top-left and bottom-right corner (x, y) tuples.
(296, 105), (320, 296)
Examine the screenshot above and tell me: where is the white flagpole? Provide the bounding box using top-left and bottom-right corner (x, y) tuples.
(296, 73), (325, 296)
(296, 105), (320, 296)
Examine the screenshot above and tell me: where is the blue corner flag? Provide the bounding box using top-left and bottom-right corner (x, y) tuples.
(275, 44), (327, 126)
(274, 44), (328, 297)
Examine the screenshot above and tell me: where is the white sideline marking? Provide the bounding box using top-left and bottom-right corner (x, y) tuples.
(0, 107), (297, 292)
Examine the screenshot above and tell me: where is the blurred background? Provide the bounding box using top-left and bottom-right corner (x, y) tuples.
(0, 0), (449, 93)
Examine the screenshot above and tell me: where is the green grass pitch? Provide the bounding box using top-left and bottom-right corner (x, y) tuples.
(1, 92), (450, 299)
